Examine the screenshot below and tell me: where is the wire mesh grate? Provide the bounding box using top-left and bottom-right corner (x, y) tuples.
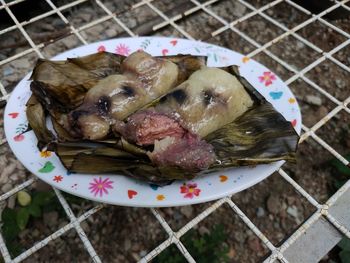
(0, 0), (350, 262)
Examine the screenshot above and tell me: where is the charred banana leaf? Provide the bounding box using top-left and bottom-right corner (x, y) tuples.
(55, 143), (192, 183)
(206, 103), (298, 168)
(26, 95), (55, 150)
(68, 52), (124, 77)
(157, 55), (207, 84)
(30, 52), (124, 112)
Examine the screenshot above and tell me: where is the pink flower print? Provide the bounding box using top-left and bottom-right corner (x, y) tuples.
(258, 71), (276, 87)
(180, 183), (201, 199)
(89, 177), (114, 197)
(97, 45), (106, 52)
(115, 43), (130, 56)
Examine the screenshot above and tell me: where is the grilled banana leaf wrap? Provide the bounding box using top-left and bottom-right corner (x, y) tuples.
(26, 51), (299, 184)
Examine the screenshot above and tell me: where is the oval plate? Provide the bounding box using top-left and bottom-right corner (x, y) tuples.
(4, 37), (302, 207)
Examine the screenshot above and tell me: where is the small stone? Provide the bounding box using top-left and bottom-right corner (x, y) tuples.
(7, 195), (16, 209)
(227, 246), (236, 259)
(106, 28), (117, 38)
(52, 19), (65, 27)
(232, 3), (247, 17)
(127, 18), (137, 29)
(316, 106), (328, 119)
(139, 250), (147, 257)
(267, 195), (281, 214)
(67, 230), (76, 238)
(32, 229), (40, 238)
(9, 173), (19, 181)
(17, 191), (32, 206)
(80, 221), (90, 232)
(256, 207), (265, 217)
(247, 236), (264, 253)
(173, 210), (182, 220)
(0, 162), (17, 183)
(180, 205), (193, 218)
(266, 9), (274, 16)
(11, 58), (30, 69)
(207, 17), (218, 27)
(79, 13), (92, 22)
(39, 23), (55, 31)
(199, 226), (210, 235)
(243, 46), (251, 53)
(286, 205), (299, 218)
(33, 221), (46, 233)
(61, 36), (79, 49)
(43, 211), (59, 227)
(305, 95), (322, 106)
(281, 201), (287, 210)
(124, 239), (131, 251)
(335, 79), (346, 89)
(18, 229), (29, 239)
(346, 137), (350, 148)
(286, 196), (296, 206)
(3, 67), (14, 76)
(164, 207), (173, 216)
(34, 180), (52, 192)
(296, 41), (305, 49)
(1, 183), (13, 193)
(131, 252), (141, 261)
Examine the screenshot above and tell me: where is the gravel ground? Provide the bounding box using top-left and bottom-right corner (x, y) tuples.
(0, 0), (349, 262)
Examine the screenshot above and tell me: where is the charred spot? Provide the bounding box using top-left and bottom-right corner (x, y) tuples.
(121, 86), (135, 97)
(159, 96), (168, 103)
(97, 96), (110, 115)
(71, 110), (89, 121)
(168, 89), (187, 104)
(203, 89), (227, 107)
(203, 90), (214, 106)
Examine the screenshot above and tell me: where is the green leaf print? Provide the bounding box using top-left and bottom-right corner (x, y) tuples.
(38, 161), (55, 173)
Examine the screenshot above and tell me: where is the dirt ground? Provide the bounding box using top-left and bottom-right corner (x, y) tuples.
(0, 0), (349, 262)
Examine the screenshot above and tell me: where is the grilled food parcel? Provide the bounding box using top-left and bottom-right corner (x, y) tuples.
(27, 50), (299, 184)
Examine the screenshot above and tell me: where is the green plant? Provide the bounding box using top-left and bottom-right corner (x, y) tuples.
(330, 153), (350, 190)
(338, 237), (350, 263)
(0, 190), (84, 258)
(1, 191), (55, 258)
(154, 224), (230, 263)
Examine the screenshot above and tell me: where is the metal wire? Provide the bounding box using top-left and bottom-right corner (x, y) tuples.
(0, 0), (350, 262)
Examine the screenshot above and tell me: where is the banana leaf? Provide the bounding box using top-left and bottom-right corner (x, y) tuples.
(205, 103), (298, 168)
(68, 52), (124, 77)
(30, 52), (124, 112)
(157, 55), (207, 84)
(26, 95), (55, 150)
(55, 142), (192, 183)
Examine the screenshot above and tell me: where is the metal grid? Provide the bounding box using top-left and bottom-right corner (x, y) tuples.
(0, 0), (349, 262)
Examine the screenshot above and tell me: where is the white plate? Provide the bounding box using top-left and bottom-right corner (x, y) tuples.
(4, 37), (302, 207)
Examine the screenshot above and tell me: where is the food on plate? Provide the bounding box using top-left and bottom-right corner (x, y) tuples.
(68, 51), (179, 140)
(26, 50), (299, 183)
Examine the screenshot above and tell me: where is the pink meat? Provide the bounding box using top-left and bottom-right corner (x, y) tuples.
(115, 110), (185, 146)
(115, 110), (217, 171)
(150, 133), (216, 171)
